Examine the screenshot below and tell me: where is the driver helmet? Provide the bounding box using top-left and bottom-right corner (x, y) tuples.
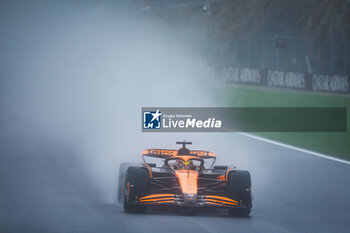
(174, 160), (184, 169)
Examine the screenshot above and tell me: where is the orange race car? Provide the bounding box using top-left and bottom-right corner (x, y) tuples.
(117, 141), (252, 216)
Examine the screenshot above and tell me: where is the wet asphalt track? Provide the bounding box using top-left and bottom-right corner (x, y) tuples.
(1, 1), (349, 232)
(0, 134), (349, 233)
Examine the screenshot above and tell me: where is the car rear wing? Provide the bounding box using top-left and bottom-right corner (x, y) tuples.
(141, 149), (216, 158)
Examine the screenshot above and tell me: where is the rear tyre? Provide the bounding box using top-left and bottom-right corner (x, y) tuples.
(123, 166), (149, 213)
(226, 170), (252, 217)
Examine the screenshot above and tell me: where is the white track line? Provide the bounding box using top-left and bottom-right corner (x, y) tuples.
(238, 132), (350, 165)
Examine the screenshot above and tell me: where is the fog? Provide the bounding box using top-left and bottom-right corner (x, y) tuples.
(0, 1), (264, 203)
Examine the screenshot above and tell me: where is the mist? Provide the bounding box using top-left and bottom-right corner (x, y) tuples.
(0, 1), (265, 204)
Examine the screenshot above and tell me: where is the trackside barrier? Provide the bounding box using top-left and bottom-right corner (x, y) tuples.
(216, 67), (350, 95)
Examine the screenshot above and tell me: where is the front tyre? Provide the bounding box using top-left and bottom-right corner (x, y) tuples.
(226, 170), (252, 217)
(227, 206), (251, 217)
(123, 166), (149, 213)
(117, 162), (131, 204)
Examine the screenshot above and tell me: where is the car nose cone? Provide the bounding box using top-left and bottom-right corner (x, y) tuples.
(184, 194), (197, 204)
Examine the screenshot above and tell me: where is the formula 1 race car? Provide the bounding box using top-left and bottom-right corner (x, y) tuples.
(117, 141), (252, 216)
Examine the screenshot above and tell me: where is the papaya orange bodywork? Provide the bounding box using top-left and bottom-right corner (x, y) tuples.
(217, 175), (225, 181)
(175, 170), (198, 195)
(139, 194), (174, 200)
(205, 195), (238, 203)
(139, 197), (174, 203)
(206, 201), (236, 206)
(142, 149), (215, 158)
(225, 166), (236, 181)
(143, 163), (153, 178)
(138, 194), (175, 204)
(141, 200), (174, 204)
(205, 199), (238, 206)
